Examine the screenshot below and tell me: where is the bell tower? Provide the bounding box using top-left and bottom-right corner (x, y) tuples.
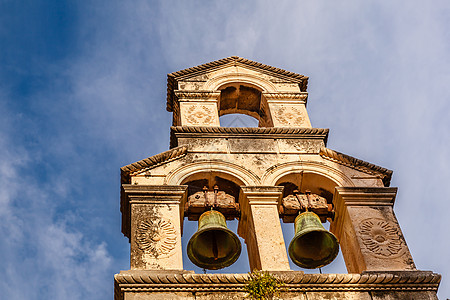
(115, 57), (440, 299)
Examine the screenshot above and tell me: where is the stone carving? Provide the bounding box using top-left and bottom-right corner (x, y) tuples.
(171, 126), (328, 135)
(185, 105), (214, 125)
(273, 105), (304, 126)
(263, 92), (308, 101)
(174, 91), (219, 99)
(359, 218), (404, 258)
(136, 218), (177, 257)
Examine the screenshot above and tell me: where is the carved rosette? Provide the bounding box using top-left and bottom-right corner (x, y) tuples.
(136, 219), (177, 257)
(273, 105), (304, 126)
(185, 105), (214, 125)
(359, 218), (404, 258)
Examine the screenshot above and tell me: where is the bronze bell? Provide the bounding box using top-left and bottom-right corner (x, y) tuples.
(288, 211), (339, 269)
(187, 210), (241, 270)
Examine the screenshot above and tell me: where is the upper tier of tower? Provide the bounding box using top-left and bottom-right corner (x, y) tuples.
(166, 56), (311, 128)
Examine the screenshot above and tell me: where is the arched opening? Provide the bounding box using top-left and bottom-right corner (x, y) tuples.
(275, 172), (337, 203)
(181, 171), (245, 200)
(180, 171), (249, 273)
(219, 113), (259, 127)
(275, 172), (347, 274)
(218, 83), (273, 127)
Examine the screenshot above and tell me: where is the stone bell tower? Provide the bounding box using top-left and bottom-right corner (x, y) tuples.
(114, 57), (440, 299)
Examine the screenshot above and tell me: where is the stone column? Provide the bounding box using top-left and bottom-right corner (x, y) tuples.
(238, 186), (290, 271)
(122, 184), (188, 270)
(330, 187), (416, 273)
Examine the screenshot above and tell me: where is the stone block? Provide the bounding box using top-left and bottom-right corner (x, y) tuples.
(228, 138), (276, 153)
(277, 139), (324, 154)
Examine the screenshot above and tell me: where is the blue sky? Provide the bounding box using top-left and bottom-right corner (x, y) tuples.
(1, 1), (449, 299)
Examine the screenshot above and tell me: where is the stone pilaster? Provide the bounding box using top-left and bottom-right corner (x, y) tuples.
(122, 184), (188, 270)
(330, 187), (416, 273)
(238, 186), (290, 271)
(262, 92), (311, 128)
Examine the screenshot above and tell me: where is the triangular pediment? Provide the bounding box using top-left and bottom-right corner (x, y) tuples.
(120, 145), (188, 183)
(166, 56), (308, 111)
(320, 147), (393, 186)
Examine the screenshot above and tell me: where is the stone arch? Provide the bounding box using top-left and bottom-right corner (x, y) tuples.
(203, 73), (278, 92)
(261, 161), (354, 202)
(164, 160), (261, 187)
(208, 77), (275, 127)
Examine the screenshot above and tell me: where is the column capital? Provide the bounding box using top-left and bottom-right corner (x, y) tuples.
(334, 187), (397, 207)
(240, 186), (284, 205)
(122, 184), (188, 204)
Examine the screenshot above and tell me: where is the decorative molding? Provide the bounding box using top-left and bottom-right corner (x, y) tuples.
(174, 90), (220, 100)
(121, 145), (188, 184)
(320, 147), (393, 187)
(136, 218), (177, 257)
(359, 218), (404, 258)
(171, 126), (329, 149)
(263, 92), (308, 101)
(172, 126), (327, 135)
(167, 56), (309, 111)
(114, 271), (440, 299)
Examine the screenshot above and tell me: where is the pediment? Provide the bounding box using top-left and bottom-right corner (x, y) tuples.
(319, 147), (393, 186)
(120, 145), (188, 184)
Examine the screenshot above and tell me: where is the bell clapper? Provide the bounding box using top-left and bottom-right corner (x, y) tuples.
(212, 230), (219, 260)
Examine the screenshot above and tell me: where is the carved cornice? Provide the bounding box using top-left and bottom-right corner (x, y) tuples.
(320, 147), (393, 187)
(172, 126), (327, 135)
(170, 126), (328, 148)
(171, 126), (328, 148)
(114, 271), (440, 299)
(174, 90), (220, 100)
(167, 56), (309, 111)
(121, 145), (188, 184)
(262, 92), (308, 102)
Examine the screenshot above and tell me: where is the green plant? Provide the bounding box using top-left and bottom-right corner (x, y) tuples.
(244, 270), (285, 300)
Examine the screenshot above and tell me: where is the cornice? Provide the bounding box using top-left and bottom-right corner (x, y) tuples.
(120, 145), (188, 184)
(170, 126), (329, 148)
(320, 147), (393, 187)
(262, 92), (308, 101)
(174, 90), (221, 100)
(114, 271), (440, 299)
(167, 56), (309, 111)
